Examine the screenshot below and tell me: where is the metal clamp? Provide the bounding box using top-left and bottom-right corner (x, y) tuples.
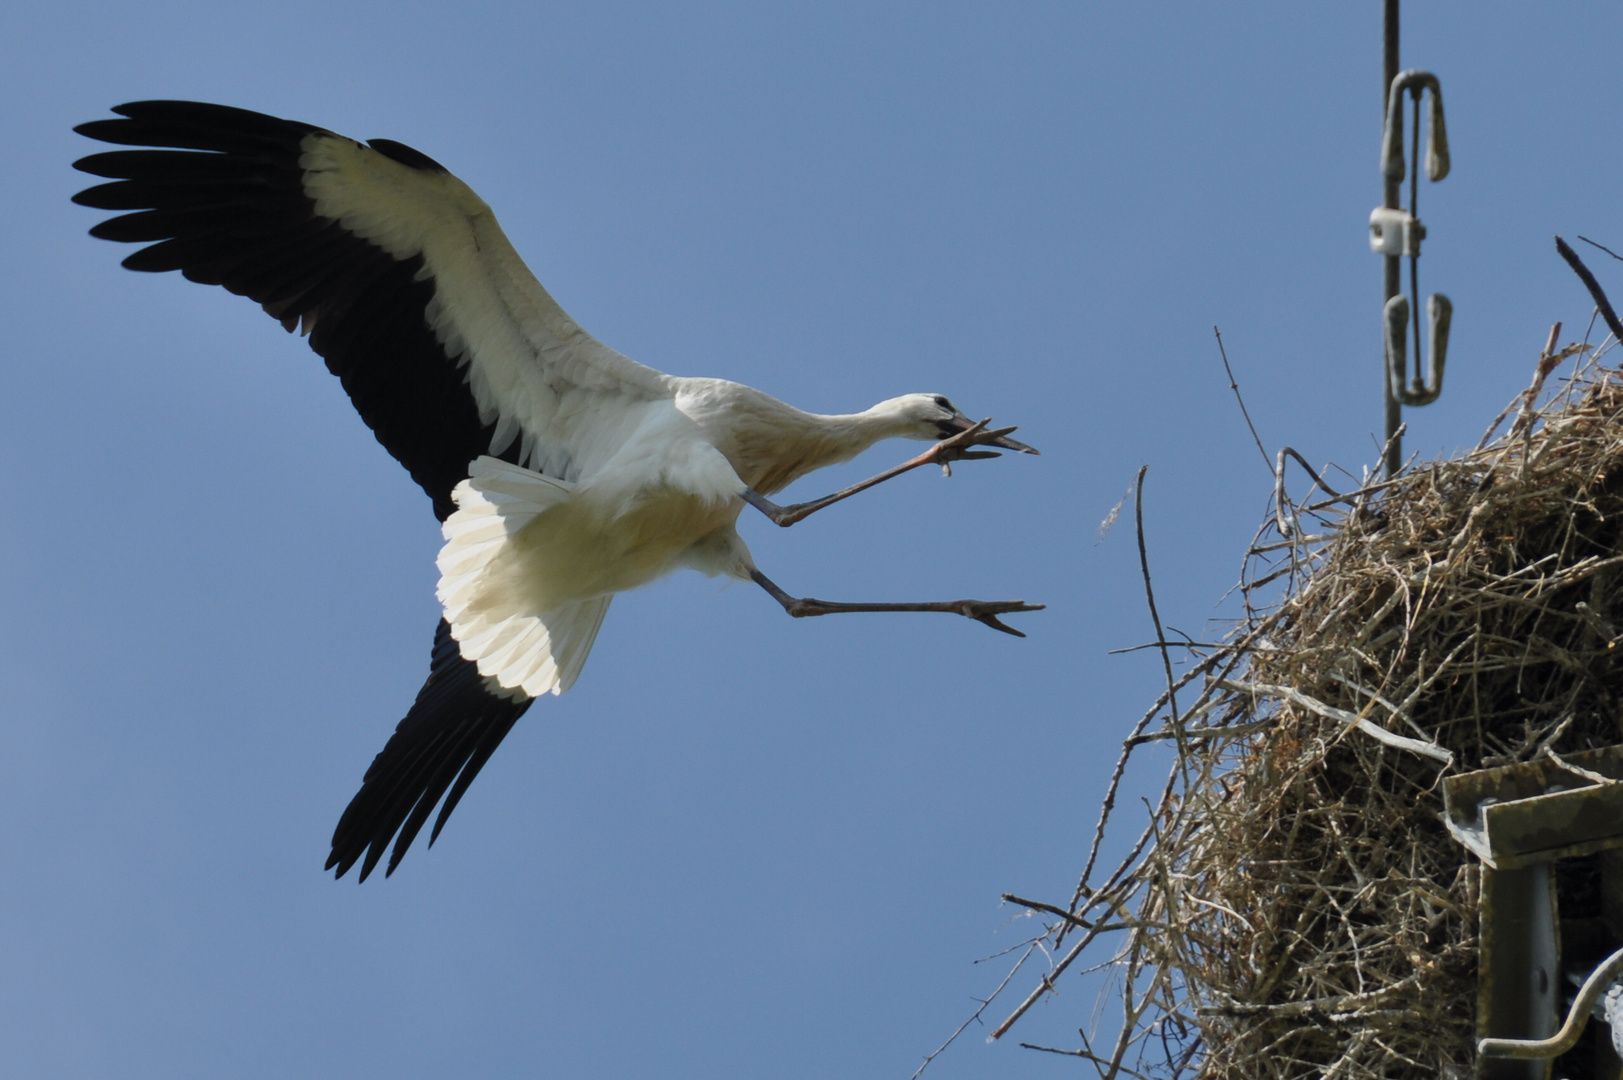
(1382, 69), (1450, 183)
(1385, 293), (1451, 406)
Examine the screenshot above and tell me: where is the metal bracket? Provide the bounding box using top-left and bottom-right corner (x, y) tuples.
(1443, 747), (1623, 870)
(1444, 746), (1623, 1079)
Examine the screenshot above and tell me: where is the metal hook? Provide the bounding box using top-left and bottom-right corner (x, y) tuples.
(1381, 69), (1450, 183)
(1384, 292), (1451, 406)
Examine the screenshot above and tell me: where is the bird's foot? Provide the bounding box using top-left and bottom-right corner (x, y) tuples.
(922, 418), (1025, 476)
(950, 599), (1046, 636)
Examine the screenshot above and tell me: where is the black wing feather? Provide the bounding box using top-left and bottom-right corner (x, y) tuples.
(72, 100), (511, 520)
(327, 620), (533, 881)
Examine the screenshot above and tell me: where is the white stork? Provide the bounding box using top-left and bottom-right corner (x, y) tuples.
(72, 101), (1040, 880)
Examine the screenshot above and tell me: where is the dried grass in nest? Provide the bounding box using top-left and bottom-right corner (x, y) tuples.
(991, 341), (1623, 1079)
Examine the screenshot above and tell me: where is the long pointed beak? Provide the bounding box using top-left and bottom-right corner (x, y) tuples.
(939, 414), (1040, 455)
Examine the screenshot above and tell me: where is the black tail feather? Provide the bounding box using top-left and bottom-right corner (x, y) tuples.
(327, 620), (533, 880)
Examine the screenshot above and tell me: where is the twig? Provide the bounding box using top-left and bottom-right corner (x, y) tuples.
(1215, 677), (1453, 764)
(907, 941), (1039, 1080)
(1136, 467), (1184, 745)
(996, 770), (1182, 1040)
(1128, 715), (1280, 746)
(1018, 1043), (1156, 1079)
(1375, 422), (1409, 478)
(1107, 640), (1221, 655)
(1543, 748), (1619, 787)
(1477, 324), (1570, 452)
(1003, 893), (1128, 931)
(1059, 500), (1280, 927)
(1197, 974), (1423, 1019)
(1555, 235), (1623, 345)
(1214, 326), (1271, 471)
(1577, 235), (1623, 263)
(1056, 650), (1241, 952)
(1274, 447), (1343, 538)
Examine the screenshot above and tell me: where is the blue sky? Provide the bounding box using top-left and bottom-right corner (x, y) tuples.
(3, 3), (1621, 1077)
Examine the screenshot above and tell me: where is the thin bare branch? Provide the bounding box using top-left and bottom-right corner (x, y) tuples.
(1214, 325), (1271, 471)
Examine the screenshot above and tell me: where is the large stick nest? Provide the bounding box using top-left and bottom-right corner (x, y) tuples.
(998, 344), (1623, 1078)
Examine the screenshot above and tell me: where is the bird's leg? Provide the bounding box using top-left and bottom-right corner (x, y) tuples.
(744, 419), (1020, 527)
(749, 569), (1043, 637)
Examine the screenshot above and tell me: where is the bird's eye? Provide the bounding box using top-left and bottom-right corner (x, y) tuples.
(933, 395), (956, 412)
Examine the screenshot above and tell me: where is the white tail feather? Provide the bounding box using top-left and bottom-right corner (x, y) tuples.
(436, 456), (611, 696)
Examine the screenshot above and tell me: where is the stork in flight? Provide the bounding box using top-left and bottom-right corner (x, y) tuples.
(72, 101), (1041, 881)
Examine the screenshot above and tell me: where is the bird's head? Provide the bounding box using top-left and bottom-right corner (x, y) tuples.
(881, 393), (1039, 454)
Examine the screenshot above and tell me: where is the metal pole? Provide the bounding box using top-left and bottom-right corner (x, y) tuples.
(1382, 0), (1402, 477)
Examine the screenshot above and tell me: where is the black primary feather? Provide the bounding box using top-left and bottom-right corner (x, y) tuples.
(327, 620), (533, 881)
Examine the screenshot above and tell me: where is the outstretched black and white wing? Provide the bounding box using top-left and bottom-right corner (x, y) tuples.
(73, 100), (672, 517)
(72, 101), (662, 878)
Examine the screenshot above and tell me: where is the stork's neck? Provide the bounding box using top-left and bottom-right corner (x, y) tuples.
(742, 401), (914, 493)
(819, 402), (918, 451)
(677, 381), (927, 495)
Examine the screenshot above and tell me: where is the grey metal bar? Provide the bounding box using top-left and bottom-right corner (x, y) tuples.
(1382, 0), (1402, 477)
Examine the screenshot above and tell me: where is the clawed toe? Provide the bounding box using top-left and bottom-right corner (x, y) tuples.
(956, 600), (1046, 637)
(929, 419), (1037, 464)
